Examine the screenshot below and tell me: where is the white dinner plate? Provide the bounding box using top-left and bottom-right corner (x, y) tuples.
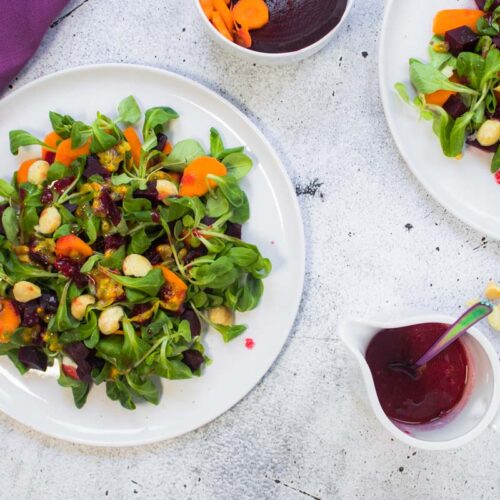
(380, 0), (500, 238)
(0, 64), (304, 446)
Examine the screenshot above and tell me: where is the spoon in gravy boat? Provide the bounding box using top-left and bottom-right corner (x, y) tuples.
(388, 302), (493, 380)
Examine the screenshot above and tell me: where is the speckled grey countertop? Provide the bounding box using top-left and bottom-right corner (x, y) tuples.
(1, 1), (499, 499)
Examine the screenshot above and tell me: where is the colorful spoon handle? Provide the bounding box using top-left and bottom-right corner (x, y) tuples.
(414, 302), (493, 368)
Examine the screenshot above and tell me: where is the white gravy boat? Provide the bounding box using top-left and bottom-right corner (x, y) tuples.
(339, 315), (500, 450)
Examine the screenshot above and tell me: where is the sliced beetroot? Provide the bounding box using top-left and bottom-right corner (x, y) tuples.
(18, 346), (48, 371)
(443, 95), (468, 118)
(181, 309), (201, 337)
(184, 246), (207, 265)
(39, 292), (58, 314)
(226, 222), (242, 239)
(44, 151), (56, 165)
(84, 155), (110, 179)
(182, 349), (204, 372)
(104, 234), (126, 252)
(64, 342), (91, 364)
(131, 303), (153, 325)
(100, 189), (122, 226)
(466, 137), (498, 152)
(40, 188), (53, 205)
(17, 302), (41, 327)
(54, 257), (88, 288)
(134, 181), (159, 204)
(76, 359), (93, 383)
(52, 176), (75, 193)
(63, 201), (78, 213)
(156, 133), (169, 152)
(445, 26), (479, 56)
(201, 216), (217, 226)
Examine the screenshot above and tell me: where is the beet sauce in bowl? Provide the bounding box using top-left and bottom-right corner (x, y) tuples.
(251, 0), (349, 53)
(365, 323), (469, 425)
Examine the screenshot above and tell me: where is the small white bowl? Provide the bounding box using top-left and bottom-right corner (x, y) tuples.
(193, 0), (354, 65)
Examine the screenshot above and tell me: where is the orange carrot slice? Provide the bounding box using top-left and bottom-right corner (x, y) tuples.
(433, 9), (484, 36)
(233, 0), (269, 30)
(235, 25), (252, 48)
(179, 156), (227, 197)
(42, 131), (62, 160)
(55, 138), (91, 167)
(425, 73), (460, 106)
(163, 142), (173, 155)
(0, 299), (21, 344)
(17, 158), (40, 184)
(123, 127), (142, 166)
(55, 235), (93, 261)
(156, 266), (188, 311)
(212, 11), (234, 40)
(214, 0), (233, 31)
(200, 0), (214, 18)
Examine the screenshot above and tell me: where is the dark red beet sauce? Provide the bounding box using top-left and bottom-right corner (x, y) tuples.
(250, 0), (348, 53)
(365, 323), (468, 425)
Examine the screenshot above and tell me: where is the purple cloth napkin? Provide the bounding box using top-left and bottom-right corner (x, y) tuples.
(0, 0), (69, 91)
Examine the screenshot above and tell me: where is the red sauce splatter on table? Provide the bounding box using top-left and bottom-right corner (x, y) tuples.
(495, 171), (500, 184)
(245, 338), (255, 349)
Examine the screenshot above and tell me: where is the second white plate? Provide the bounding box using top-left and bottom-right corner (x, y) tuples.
(380, 0), (500, 238)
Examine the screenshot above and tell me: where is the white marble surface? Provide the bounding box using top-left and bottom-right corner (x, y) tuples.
(1, 0), (500, 498)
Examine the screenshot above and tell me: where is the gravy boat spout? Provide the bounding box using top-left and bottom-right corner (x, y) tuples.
(338, 315), (500, 450)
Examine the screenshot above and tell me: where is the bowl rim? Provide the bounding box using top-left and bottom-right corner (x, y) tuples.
(193, 0), (354, 59)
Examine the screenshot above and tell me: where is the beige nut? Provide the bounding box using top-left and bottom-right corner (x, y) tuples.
(156, 180), (178, 201)
(208, 306), (233, 326)
(27, 160), (50, 185)
(122, 254), (153, 277)
(477, 120), (500, 147)
(35, 206), (61, 234)
(98, 306), (124, 335)
(70, 294), (96, 321)
(485, 281), (500, 301)
(13, 280), (42, 303)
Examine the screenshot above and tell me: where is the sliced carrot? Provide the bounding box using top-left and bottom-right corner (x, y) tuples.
(42, 131), (62, 160)
(432, 9), (484, 36)
(425, 73), (460, 107)
(155, 266), (188, 311)
(55, 234), (93, 261)
(213, 0), (233, 31)
(0, 299), (21, 344)
(233, 0), (269, 30)
(55, 138), (91, 167)
(235, 25), (252, 48)
(17, 158), (40, 184)
(200, 0), (214, 18)
(179, 156), (227, 197)
(163, 142), (173, 155)
(212, 11), (234, 41)
(123, 127), (142, 166)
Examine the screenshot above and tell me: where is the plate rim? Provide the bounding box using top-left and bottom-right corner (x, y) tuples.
(379, 0), (500, 239)
(0, 63), (306, 446)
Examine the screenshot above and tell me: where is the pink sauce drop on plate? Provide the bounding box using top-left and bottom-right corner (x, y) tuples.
(245, 338), (255, 350)
(365, 323), (468, 425)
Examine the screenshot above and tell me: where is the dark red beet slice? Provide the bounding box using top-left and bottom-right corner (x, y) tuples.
(443, 95), (468, 118)
(492, 35), (500, 50)
(40, 188), (54, 205)
(134, 181), (159, 204)
(44, 151), (56, 165)
(100, 189), (122, 226)
(184, 247), (207, 265)
(182, 349), (204, 372)
(64, 342), (91, 364)
(84, 155), (110, 179)
(76, 359), (93, 383)
(201, 216), (217, 226)
(104, 234), (126, 252)
(181, 309), (201, 337)
(52, 176), (75, 193)
(466, 137), (498, 152)
(18, 346), (48, 371)
(226, 222), (242, 239)
(445, 26), (479, 56)
(156, 133), (169, 152)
